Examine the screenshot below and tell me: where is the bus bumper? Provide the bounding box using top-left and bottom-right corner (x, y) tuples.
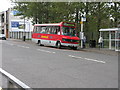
(61, 43), (79, 47)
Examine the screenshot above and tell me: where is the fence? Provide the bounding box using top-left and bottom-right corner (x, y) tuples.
(0, 68), (32, 89)
(9, 32), (32, 40)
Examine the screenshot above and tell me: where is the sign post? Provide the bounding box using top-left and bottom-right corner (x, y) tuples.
(80, 16), (86, 48)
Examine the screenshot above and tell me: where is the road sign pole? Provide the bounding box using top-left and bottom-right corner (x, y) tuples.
(81, 21), (83, 48)
(80, 16), (86, 48)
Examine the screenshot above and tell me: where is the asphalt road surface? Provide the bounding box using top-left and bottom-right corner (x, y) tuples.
(1, 39), (118, 88)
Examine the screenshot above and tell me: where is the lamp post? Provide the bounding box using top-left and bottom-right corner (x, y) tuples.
(23, 16), (26, 41)
(23, 3), (26, 41)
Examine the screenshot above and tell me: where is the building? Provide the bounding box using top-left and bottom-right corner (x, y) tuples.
(0, 8), (33, 39)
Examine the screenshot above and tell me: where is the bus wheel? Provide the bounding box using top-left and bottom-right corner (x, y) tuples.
(38, 40), (42, 46)
(56, 42), (61, 49)
(72, 47), (77, 50)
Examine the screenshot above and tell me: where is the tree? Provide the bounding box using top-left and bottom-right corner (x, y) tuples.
(109, 2), (120, 27)
(13, 2), (119, 42)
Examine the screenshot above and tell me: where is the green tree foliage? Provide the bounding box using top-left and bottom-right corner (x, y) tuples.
(13, 2), (120, 41)
(108, 2), (120, 27)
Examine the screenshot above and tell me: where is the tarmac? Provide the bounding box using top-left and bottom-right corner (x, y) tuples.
(6, 38), (119, 56)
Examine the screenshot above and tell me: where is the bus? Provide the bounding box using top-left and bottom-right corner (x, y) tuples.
(32, 22), (80, 50)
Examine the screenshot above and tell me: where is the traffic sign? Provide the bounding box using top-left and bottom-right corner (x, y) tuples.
(11, 22), (19, 28)
(80, 21), (83, 24)
(81, 17), (86, 22)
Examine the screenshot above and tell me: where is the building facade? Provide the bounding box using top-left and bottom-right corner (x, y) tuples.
(0, 8), (33, 39)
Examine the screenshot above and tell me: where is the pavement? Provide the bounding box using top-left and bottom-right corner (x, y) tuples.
(80, 47), (118, 56)
(7, 38), (119, 56)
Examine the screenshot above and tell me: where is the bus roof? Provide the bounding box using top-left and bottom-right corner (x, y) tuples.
(34, 22), (63, 26)
(34, 22), (75, 27)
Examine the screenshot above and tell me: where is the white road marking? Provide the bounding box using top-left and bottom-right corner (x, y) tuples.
(6, 43), (14, 46)
(68, 55), (106, 64)
(17, 45), (23, 47)
(69, 55), (83, 59)
(17, 45), (29, 49)
(37, 49), (56, 54)
(21, 46), (30, 48)
(25, 47), (30, 49)
(9, 44), (14, 46)
(5, 42), (30, 49)
(84, 58), (106, 63)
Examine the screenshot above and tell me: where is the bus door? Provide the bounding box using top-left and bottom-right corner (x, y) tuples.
(32, 26), (41, 39)
(48, 26), (61, 46)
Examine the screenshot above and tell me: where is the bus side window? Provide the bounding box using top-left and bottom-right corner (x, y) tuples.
(48, 27), (51, 34)
(41, 26), (46, 33)
(36, 26), (40, 33)
(49, 26), (60, 34)
(53, 26), (59, 34)
(38, 26), (42, 33)
(50, 27), (54, 34)
(34, 26), (39, 33)
(56, 27), (60, 35)
(33, 26), (36, 33)
(54, 27), (58, 34)
(49, 26), (53, 34)
(53, 27), (57, 34)
(46, 26), (51, 34)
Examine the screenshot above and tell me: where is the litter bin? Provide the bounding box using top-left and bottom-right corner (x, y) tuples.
(23, 36), (26, 41)
(89, 40), (96, 48)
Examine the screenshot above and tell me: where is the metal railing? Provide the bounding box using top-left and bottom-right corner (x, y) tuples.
(9, 31), (32, 40)
(0, 68), (32, 90)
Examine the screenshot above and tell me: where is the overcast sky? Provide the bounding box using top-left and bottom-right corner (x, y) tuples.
(0, 0), (12, 12)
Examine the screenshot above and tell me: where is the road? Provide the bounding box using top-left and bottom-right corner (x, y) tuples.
(1, 39), (118, 88)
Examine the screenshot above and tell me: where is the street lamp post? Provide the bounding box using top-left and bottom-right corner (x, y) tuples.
(23, 16), (26, 41)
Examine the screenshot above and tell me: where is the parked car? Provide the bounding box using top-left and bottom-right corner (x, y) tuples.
(0, 34), (6, 40)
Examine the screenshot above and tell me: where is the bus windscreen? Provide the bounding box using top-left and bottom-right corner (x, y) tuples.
(62, 27), (76, 37)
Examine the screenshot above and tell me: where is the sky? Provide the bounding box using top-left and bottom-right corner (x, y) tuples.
(0, 0), (12, 12)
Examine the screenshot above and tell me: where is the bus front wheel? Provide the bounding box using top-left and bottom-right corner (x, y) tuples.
(72, 47), (77, 50)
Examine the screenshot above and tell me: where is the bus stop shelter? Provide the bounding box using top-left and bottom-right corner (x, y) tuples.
(99, 28), (120, 51)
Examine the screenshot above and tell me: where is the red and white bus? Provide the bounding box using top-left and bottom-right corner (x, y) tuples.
(32, 22), (80, 50)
